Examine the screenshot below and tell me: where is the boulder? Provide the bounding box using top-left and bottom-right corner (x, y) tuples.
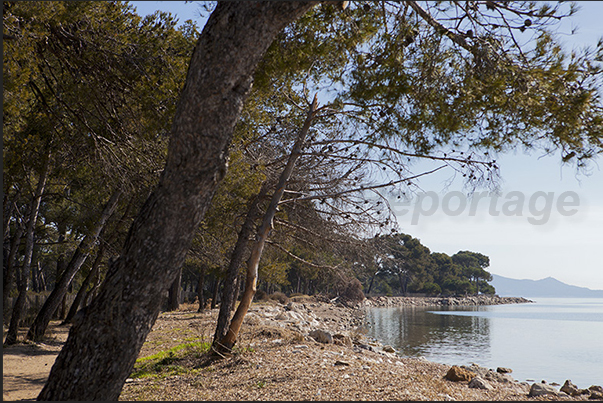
(528, 383), (558, 397)
(309, 329), (333, 344)
(468, 376), (493, 390)
(590, 386), (603, 394)
(445, 366), (476, 382)
(560, 380), (579, 396)
(496, 367), (513, 374)
(589, 390), (603, 400)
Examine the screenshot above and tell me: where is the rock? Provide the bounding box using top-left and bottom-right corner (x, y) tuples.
(334, 360), (350, 366)
(528, 383), (558, 397)
(589, 390), (603, 400)
(468, 376), (493, 390)
(560, 380), (579, 396)
(467, 364), (513, 384)
(333, 334), (353, 347)
(382, 345), (396, 353)
(496, 367), (512, 374)
(590, 386), (603, 394)
(309, 329), (333, 344)
(445, 366), (476, 382)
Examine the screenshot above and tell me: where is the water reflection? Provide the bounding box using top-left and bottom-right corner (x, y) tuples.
(365, 305), (492, 364)
(363, 300), (603, 386)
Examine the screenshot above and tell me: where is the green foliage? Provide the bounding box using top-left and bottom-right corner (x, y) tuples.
(365, 234), (495, 296)
(3, 0), (198, 298)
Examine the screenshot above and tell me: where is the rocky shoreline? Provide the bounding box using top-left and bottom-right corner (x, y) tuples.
(119, 295), (601, 401)
(363, 294), (533, 308)
(5, 294), (600, 401)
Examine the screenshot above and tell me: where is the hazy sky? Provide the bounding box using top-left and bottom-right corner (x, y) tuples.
(129, 1), (603, 290)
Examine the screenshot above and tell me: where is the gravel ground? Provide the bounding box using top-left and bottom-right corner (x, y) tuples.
(119, 298), (598, 401)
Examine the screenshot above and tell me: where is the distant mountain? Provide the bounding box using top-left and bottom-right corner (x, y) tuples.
(490, 274), (603, 298)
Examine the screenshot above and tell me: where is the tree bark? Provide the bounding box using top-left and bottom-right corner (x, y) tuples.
(5, 152), (50, 345)
(211, 277), (221, 309)
(51, 228), (67, 320)
(166, 267), (182, 311)
(212, 184), (268, 346)
(196, 264), (206, 312)
(38, 3), (314, 400)
(218, 95), (318, 352)
(3, 220), (24, 322)
(27, 189), (122, 342)
(62, 245), (105, 325)
(232, 275), (241, 311)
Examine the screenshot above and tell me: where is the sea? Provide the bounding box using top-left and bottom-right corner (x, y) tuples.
(363, 297), (603, 388)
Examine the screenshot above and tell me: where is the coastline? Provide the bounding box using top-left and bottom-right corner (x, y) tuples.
(120, 295), (600, 401)
(362, 294), (533, 308)
(4, 295), (600, 401)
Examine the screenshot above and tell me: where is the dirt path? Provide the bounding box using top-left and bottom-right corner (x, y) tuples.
(2, 323), (68, 401)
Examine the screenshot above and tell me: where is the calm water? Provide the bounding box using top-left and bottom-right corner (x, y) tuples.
(364, 298), (603, 387)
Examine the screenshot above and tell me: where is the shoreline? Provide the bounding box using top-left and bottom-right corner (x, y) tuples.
(5, 295), (601, 401)
(362, 294), (533, 308)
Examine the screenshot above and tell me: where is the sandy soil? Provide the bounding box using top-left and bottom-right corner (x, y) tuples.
(2, 323), (69, 401)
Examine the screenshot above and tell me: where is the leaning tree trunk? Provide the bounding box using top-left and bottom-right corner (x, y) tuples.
(62, 245), (105, 325)
(212, 184), (268, 346)
(27, 189), (122, 342)
(38, 3), (315, 400)
(63, 193), (135, 324)
(5, 152), (50, 345)
(217, 95), (318, 353)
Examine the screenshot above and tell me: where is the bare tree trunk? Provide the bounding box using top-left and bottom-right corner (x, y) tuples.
(218, 95), (318, 352)
(27, 189), (122, 342)
(38, 3), (314, 399)
(5, 152), (50, 345)
(196, 264), (206, 312)
(211, 277), (221, 309)
(3, 220), (24, 321)
(64, 192), (135, 324)
(212, 184), (268, 345)
(232, 275), (241, 311)
(62, 245), (105, 324)
(52, 229), (67, 320)
(166, 267), (182, 311)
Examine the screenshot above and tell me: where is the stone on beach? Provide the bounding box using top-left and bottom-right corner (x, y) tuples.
(467, 363), (514, 384)
(445, 365), (476, 382)
(332, 333), (353, 347)
(528, 382), (558, 397)
(468, 376), (493, 390)
(382, 345), (396, 353)
(309, 329), (333, 344)
(561, 380), (579, 396)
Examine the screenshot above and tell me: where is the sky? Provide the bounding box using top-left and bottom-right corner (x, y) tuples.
(128, 1), (603, 290)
